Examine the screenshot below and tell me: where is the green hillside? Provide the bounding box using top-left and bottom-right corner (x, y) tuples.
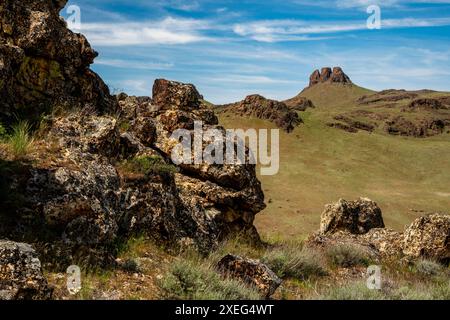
(218, 83), (450, 240)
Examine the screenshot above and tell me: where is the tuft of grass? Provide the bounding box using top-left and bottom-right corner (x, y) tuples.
(326, 243), (371, 268)
(262, 245), (327, 280)
(7, 121), (34, 158)
(160, 258), (261, 300)
(119, 155), (179, 176)
(414, 259), (444, 276)
(0, 123), (6, 139)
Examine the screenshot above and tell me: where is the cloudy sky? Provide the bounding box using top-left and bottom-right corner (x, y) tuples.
(63, 0), (450, 103)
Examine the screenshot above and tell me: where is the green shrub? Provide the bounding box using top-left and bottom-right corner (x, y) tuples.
(414, 259), (443, 276)
(320, 281), (385, 300)
(120, 155), (178, 176)
(326, 243), (371, 268)
(262, 246), (327, 280)
(160, 259), (260, 300)
(8, 121), (34, 158)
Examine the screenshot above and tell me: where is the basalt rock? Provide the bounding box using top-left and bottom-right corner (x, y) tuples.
(308, 67), (352, 87)
(220, 94), (302, 133)
(403, 214), (450, 263)
(217, 254), (282, 298)
(0, 240), (52, 300)
(320, 198), (385, 235)
(283, 95), (315, 112)
(0, 0), (116, 121)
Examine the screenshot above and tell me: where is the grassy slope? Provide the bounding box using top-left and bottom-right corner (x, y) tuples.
(219, 83), (450, 240)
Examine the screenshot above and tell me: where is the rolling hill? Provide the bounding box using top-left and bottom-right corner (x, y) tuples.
(218, 67), (450, 240)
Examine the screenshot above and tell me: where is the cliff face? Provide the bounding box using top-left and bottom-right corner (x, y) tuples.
(309, 67), (352, 87)
(0, 0), (115, 122)
(0, 0), (266, 272)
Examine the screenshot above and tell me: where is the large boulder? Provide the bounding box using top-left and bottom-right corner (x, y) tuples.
(152, 79), (203, 110)
(0, 241), (52, 300)
(403, 214), (450, 262)
(0, 0), (115, 121)
(217, 254), (282, 298)
(320, 198), (385, 235)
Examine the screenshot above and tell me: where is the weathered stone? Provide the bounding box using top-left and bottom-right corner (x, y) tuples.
(308, 67), (352, 87)
(153, 79), (202, 110)
(320, 198), (385, 235)
(220, 94), (302, 133)
(0, 0), (116, 121)
(217, 254), (282, 298)
(403, 214), (450, 262)
(0, 240), (52, 300)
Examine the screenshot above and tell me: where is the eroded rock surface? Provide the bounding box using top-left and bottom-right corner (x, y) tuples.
(309, 67), (352, 87)
(320, 198), (385, 235)
(0, 0), (116, 121)
(219, 94), (302, 133)
(0, 240), (52, 300)
(217, 254), (282, 298)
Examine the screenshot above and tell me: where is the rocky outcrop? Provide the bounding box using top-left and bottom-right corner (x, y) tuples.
(0, 79), (266, 264)
(309, 67), (352, 87)
(407, 98), (448, 111)
(0, 241), (52, 300)
(282, 95), (315, 112)
(320, 198), (385, 235)
(217, 254), (282, 298)
(384, 116), (447, 138)
(310, 198), (450, 263)
(403, 214), (450, 263)
(220, 94), (302, 133)
(0, 0), (116, 122)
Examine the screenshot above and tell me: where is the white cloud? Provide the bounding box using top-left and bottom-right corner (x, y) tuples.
(79, 17), (211, 46)
(233, 17), (450, 42)
(95, 59), (174, 70)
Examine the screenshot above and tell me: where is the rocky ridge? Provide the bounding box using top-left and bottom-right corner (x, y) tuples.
(219, 94), (302, 133)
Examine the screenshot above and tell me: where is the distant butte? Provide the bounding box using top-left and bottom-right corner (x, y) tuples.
(309, 67), (352, 87)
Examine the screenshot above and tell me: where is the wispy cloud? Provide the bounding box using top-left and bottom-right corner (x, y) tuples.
(233, 17), (450, 42)
(80, 17), (211, 46)
(95, 58), (174, 70)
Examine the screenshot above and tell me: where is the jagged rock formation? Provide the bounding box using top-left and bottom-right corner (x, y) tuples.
(219, 94), (302, 133)
(309, 67), (352, 87)
(0, 0), (266, 279)
(282, 95), (315, 112)
(0, 0), (116, 122)
(217, 254), (282, 298)
(309, 198), (450, 263)
(0, 241), (52, 300)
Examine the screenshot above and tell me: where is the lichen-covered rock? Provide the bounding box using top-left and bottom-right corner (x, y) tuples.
(153, 79), (203, 110)
(0, 0), (116, 121)
(217, 254), (282, 298)
(403, 214), (450, 262)
(0, 241), (52, 300)
(320, 198), (385, 235)
(362, 228), (404, 259)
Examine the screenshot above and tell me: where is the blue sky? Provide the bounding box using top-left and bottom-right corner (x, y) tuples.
(63, 0), (450, 103)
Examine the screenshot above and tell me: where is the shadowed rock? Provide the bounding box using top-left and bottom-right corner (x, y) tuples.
(217, 254), (282, 298)
(0, 241), (52, 300)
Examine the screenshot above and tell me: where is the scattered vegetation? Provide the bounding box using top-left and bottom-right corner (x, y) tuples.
(325, 243), (371, 268)
(119, 155), (179, 176)
(414, 259), (444, 276)
(160, 257), (260, 300)
(262, 244), (327, 280)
